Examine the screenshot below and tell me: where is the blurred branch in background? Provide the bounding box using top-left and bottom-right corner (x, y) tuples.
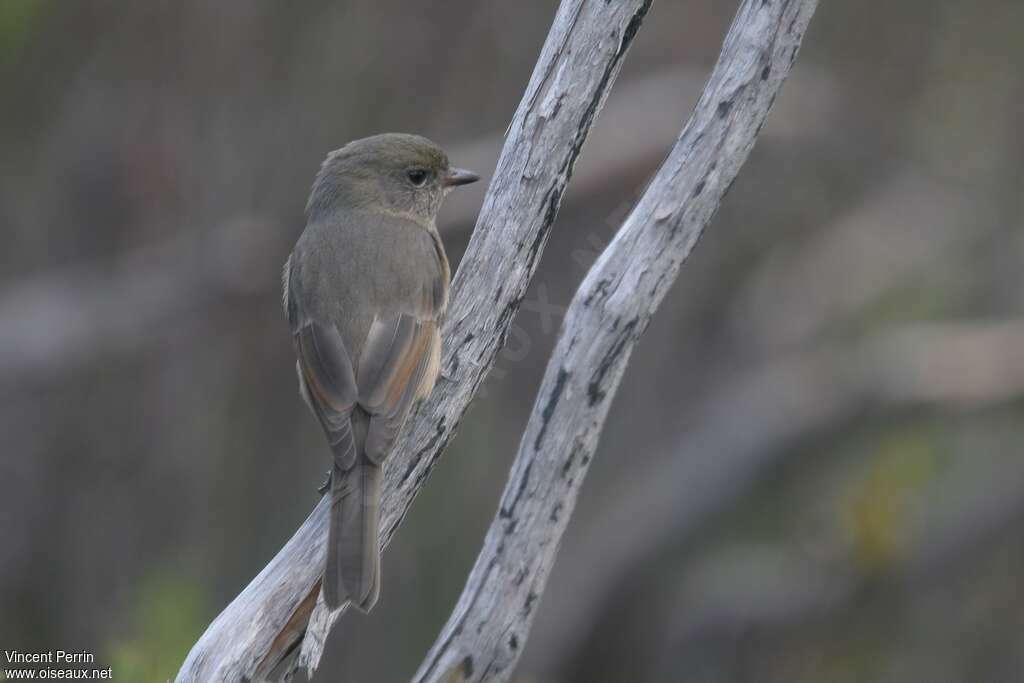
(649, 446), (1024, 682)
(729, 169), (984, 354)
(414, 1), (819, 681)
(527, 319), (1024, 676)
(176, 0), (655, 680)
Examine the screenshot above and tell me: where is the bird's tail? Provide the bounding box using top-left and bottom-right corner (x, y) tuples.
(323, 457), (382, 612)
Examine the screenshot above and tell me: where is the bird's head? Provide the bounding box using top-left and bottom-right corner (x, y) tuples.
(306, 133), (479, 223)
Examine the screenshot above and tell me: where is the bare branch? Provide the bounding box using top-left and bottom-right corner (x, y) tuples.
(175, 1), (654, 681)
(412, 1), (820, 681)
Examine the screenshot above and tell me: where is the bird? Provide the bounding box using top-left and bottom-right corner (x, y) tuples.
(282, 133), (478, 611)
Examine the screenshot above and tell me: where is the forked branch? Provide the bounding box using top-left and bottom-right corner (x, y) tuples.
(175, 1), (654, 680)
(413, 1), (820, 681)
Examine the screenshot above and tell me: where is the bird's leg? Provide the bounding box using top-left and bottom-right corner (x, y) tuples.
(317, 469), (333, 495)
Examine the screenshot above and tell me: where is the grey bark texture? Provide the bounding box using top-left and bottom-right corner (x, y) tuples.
(176, 0), (654, 680)
(412, 1), (820, 681)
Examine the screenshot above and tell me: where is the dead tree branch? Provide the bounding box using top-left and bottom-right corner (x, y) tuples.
(412, 1), (820, 681)
(176, 1), (654, 681)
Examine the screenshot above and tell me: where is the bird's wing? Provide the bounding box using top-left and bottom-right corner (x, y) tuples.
(286, 255), (359, 470)
(295, 321), (359, 469)
(356, 313), (440, 465)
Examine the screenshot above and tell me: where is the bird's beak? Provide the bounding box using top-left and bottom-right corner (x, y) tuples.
(443, 167), (480, 187)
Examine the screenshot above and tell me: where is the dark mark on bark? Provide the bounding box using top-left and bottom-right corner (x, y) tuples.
(620, 3), (649, 47)
(461, 655), (474, 678)
(500, 460), (533, 519)
(584, 277), (611, 306)
(550, 501), (564, 522)
(761, 64), (771, 80)
(561, 449), (575, 477)
(509, 633), (519, 651)
(693, 180), (706, 197)
(513, 567), (528, 586)
(717, 100), (732, 118)
(410, 442), (447, 494)
(534, 368), (570, 450)
(524, 591), (539, 615)
(400, 417), (446, 486)
(491, 290), (528, 363)
(650, 271), (667, 298)
(450, 333), (475, 378)
(527, 185), (563, 271)
(587, 316), (639, 405)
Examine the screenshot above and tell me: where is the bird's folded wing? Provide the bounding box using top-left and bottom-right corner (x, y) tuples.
(356, 314), (439, 465)
(296, 321), (359, 471)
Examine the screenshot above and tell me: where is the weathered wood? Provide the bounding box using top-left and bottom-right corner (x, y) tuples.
(411, 1), (820, 681)
(175, 1), (654, 681)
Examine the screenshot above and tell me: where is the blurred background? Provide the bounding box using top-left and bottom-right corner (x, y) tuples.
(2, 1), (1023, 681)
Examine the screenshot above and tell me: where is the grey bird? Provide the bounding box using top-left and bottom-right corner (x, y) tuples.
(282, 133), (478, 611)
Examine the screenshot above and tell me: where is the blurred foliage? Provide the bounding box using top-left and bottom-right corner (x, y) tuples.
(0, 0), (40, 72)
(107, 573), (208, 683)
(842, 427), (940, 572)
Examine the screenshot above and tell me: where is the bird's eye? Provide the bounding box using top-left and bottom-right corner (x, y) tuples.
(407, 169), (428, 187)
